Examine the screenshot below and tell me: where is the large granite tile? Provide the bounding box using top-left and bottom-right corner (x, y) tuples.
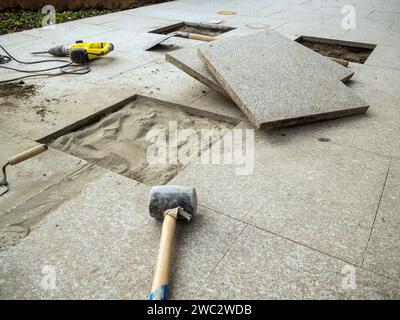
(314, 6), (374, 18)
(171, 131), (390, 265)
(342, 23), (400, 48)
(189, 90), (245, 120)
(198, 31), (366, 129)
(0, 172), (245, 299)
(223, 15), (289, 30)
(0, 31), (39, 46)
(95, 59), (211, 106)
(274, 85), (400, 159)
(367, 10), (400, 22)
(363, 159), (400, 281)
(347, 63), (400, 100)
(97, 14), (181, 33)
(166, 45), (227, 96)
(274, 20), (349, 40)
(268, 10), (339, 24)
(124, 5), (225, 23)
(166, 27), (355, 97)
(0, 135), (90, 214)
(21, 20), (118, 43)
(197, 225), (400, 299)
(365, 45), (400, 70)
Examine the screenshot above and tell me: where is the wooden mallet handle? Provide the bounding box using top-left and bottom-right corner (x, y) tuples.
(329, 57), (349, 67)
(149, 211), (177, 300)
(187, 33), (216, 42)
(8, 144), (48, 166)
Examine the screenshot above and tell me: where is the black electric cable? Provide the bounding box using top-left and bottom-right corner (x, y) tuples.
(0, 44), (68, 64)
(0, 53), (11, 64)
(0, 65), (91, 84)
(0, 44), (91, 83)
(0, 63), (90, 74)
(1, 63), (71, 73)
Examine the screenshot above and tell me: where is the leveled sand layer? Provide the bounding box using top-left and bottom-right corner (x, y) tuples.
(51, 97), (233, 185)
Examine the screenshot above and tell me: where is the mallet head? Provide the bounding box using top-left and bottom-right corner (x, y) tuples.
(148, 185), (197, 220)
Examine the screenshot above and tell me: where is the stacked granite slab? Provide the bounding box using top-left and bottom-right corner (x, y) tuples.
(166, 30), (368, 129)
(166, 45), (229, 97)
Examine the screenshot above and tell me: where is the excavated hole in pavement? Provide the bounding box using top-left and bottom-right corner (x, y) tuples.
(296, 36), (376, 64)
(46, 96), (237, 185)
(150, 22), (235, 37)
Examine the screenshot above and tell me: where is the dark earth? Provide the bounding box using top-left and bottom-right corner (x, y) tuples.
(0, 81), (38, 98)
(298, 39), (374, 64)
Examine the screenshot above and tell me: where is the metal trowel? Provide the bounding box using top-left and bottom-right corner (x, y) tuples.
(144, 31), (216, 51)
(0, 144), (48, 197)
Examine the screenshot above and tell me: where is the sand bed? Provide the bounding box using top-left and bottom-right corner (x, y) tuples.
(50, 97), (233, 185)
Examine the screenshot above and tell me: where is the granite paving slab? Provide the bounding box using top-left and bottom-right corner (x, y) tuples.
(1, 0), (400, 300)
(166, 45), (228, 96)
(0, 172), (245, 299)
(0, 136), (90, 214)
(166, 31), (354, 98)
(189, 90), (246, 120)
(365, 45), (400, 70)
(273, 19), (349, 40)
(196, 225), (400, 299)
(170, 127), (390, 265)
(198, 30), (367, 129)
(272, 86), (400, 159)
(362, 159), (400, 281)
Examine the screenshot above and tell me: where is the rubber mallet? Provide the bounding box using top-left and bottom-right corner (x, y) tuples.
(148, 185), (197, 300)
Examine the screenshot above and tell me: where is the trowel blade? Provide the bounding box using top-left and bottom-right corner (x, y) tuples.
(143, 32), (178, 51)
(0, 185), (9, 197)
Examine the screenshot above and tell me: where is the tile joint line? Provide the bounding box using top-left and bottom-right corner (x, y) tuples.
(361, 157), (393, 267)
(203, 221), (248, 284)
(199, 203), (400, 283)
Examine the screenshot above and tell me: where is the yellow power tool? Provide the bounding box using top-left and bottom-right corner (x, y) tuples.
(32, 41), (114, 64)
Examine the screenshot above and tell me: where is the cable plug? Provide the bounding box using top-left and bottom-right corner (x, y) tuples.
(0, 54), (11, 64)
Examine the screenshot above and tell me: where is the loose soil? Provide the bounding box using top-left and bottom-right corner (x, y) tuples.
(0, 81), (38, 98)
(299, 40), (373, 64)
(159, 25), (229, 37)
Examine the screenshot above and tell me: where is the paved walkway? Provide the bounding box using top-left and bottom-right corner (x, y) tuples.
(0, 0), (400, 299)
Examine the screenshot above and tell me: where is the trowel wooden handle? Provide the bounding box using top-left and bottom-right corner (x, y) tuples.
(188, 33), (216, 42)
(8, 144), (48, 165)
(329, 57), (349, 67)
(150, 213), (177, 300)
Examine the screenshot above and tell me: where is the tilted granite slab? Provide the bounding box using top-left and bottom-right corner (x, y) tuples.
(166, 45), (228, 96)
(166, 31), (354, 100)
(198, 31), (368, 129)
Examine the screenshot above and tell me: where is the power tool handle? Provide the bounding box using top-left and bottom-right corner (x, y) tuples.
(8, 144), (48, 166)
